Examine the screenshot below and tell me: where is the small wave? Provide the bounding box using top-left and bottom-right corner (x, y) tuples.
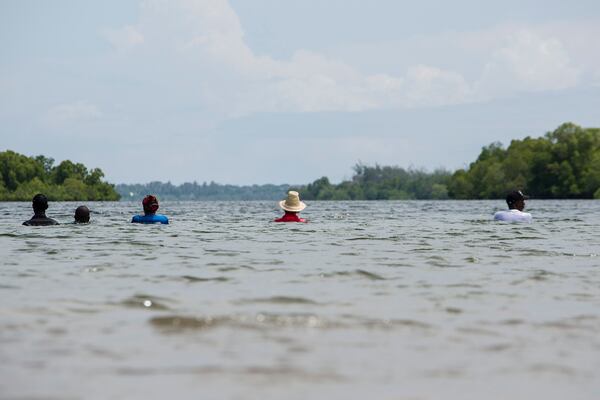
(528, 363), (577, 376)
(114, 364), (343, 382)
(482, 343), (512, 352)
(426, 256), (460, 268)
(150, 312), (343, 333)
(499, 319), (525, 326)
(444, 283), (482, 288)
(0, 284), (20, 290)
(181, 275), (230, 283)
(119, 294), (173, 310)
(318, 269), (385, 280)
(240, 296), (318, 305)
(355, 269), (385, 280)
(511, 269), (565, 285)
(387, 318), (432, 329)
(0, 233), (21, 238)
(537, 315), (599, 332)
(149, 315), (227, 330)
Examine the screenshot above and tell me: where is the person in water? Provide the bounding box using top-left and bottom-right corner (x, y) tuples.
(22, 193), (59, 226)
(131, 195), (169, 224)
(275, 191), (307, 223)
(74, 205), (90, 223)
(493, 190), (532, 222)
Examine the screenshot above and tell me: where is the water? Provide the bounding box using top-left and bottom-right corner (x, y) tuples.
(1, 200), (600, 400)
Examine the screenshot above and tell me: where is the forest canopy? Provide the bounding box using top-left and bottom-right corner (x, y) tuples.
(0, 151), (120, 201)
(296, 123), (600, 200)
(4, 123), (599, 201)
(447, 123), (600, 199)
(118, 123), (600, 201)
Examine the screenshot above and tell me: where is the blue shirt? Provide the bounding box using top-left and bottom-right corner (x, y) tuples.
(131, 214), (169, 224)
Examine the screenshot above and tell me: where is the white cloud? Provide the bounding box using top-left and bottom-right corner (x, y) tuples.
(97, 1), (599, 119)
(101, 0), (472, 116)
(403, 65), (472, 108)
(476, 29), (581, 96)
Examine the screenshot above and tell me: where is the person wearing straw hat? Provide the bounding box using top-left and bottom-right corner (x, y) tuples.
(275, 191), (307, 223)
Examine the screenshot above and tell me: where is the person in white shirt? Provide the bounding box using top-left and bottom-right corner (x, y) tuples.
(493, 190), (532, 222)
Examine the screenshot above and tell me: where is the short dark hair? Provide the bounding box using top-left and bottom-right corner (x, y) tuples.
(506, 190), (528, 207)
(74, 205), (90, 223)
(32, 193), (48, 211)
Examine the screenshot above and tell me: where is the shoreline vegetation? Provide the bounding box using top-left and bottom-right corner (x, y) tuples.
(0, 152), (120, 201)
(3, 123), (600, 201)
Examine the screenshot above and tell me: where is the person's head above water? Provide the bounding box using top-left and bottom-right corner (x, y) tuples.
(131, 194), (168, 224)
(74, 205), (90, 223)
(506, 190), (528, 211)
(32, 193), (49, 214)
(279, 191), (306, 213)
(142, 195), (159, 215)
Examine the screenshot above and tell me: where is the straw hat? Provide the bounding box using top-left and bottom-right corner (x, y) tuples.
(279, 191), (306, 212)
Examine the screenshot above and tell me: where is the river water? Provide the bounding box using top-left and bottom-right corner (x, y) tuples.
(1, 200), (599, 400)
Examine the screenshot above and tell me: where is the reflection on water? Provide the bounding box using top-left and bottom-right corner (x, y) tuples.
(1, 200), (600, 399)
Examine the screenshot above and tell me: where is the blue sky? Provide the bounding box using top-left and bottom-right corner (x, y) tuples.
(1, 0), (600, 184)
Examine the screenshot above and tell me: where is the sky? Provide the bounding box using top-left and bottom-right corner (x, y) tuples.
(1, 0), (600, 184)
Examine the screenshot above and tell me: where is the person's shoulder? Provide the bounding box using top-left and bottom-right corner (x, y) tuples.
(519, 211), (533, 220)
(493, 211), (507, 220)
(23, 218), (59, 226)
(494, 209), (532, 222)
(156, 214), (169, 224)
(131, 215), (142, 223)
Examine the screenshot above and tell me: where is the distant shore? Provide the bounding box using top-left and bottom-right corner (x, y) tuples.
(3, 123), (600, 201)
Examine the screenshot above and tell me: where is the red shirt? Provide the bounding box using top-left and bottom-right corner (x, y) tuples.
(274, 212), (307, 223)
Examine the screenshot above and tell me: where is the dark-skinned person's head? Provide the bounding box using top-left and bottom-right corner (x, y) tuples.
(142, 195), (159, 215)
(74, 205), (90, 223)
(32, 193), (49, 214)
(506, 190), (528, 211)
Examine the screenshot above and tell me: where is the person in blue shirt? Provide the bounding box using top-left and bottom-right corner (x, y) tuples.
(131, 195), (169, 224)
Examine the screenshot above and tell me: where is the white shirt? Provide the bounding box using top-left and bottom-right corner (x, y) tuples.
(493, 209), (532, 223)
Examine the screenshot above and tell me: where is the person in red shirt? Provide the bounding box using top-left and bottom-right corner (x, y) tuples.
(275, 191), (307, 223)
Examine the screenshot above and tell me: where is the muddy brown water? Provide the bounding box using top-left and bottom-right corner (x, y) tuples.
(1, 200), (600, 399)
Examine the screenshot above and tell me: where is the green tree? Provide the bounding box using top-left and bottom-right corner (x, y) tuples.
(448, 123), (600, 199)
(0, 150), (120, 201)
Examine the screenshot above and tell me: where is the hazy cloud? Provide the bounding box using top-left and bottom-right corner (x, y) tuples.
(103, 25), (144, 52)
(2, 0), (600, 184)
(99, 0), (600, 119)
(477, 29), (581, 96)
(103, 0), (473, 116)
(45, 101), (103, 126)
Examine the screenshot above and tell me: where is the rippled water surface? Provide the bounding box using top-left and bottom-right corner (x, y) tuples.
(1, 200), (600, 400)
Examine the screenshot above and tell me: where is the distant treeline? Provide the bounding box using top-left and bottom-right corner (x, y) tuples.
(298, 123), (600, 200)
(0, 151), (120, 201)
(448, 123), (600, 199)
(116, 181), (291, 201)
(117, 123), (600, 201)
(4, 122), (599, 201)
(296, 166), (451, 200)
